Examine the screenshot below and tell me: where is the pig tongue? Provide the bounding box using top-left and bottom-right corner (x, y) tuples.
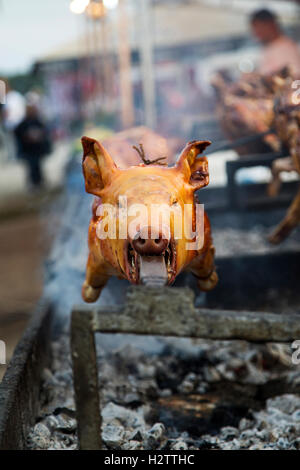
(139, 255), (168, 287)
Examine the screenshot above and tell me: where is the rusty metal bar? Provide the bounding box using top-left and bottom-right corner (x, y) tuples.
(0, 300), (52, 450)
(70, 286), (300, 449)
(70, 309), (101, 450)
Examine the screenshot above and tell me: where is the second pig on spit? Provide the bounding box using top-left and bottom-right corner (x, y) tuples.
(81, 130), (218, 302)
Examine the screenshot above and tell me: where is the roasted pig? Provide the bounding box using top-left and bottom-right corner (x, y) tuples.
(212, 72), (282, 155)
(81, 133), (218, 302)
(267, 76), (300, 243)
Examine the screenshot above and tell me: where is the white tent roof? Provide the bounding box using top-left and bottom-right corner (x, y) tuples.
(37, 3), (249, 63)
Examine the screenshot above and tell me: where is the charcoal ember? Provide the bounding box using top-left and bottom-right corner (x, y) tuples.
(27, 422), (52, 450)
(138, 378), (159, 399)
(171, 440), (188, 450)
(102, 425), (125, 449)
(53, 412), (76, 433)
(44, 415), (60, 432)
(265, 344), (292, 368)
(288, 371), (300, 387)
(145, 423), (166, 448)
(155, 358), (182, 391)
(277, 437), (292, 450)
(203, 366), (221, 383)
(254, 430), (270, 441)
(238, 418), (253, 431)
(52, 431), (76, 449)
(194, 439), (216, 450)
(122, 440), (144, 450)
(196, 382), (208, 394)
(216, 358), (248, 381)
(129, 429), (144, 442)
(267, 394), (300, 414)
(98, 362), (116, 385)
(220, 426), (239, 441)
(242, 362), (268, 385)
(292, 410), (300, 421)
(121, 391), (142, 406)
(257, 419), (268, 430)
(177, 372), (198, 394)
(158, 388), (172, 398)
(137, 363), (156, 379)
(293, 437), (300, 449)
(221, 439), (241, 450)
(240, 429), (255, 440)
(200, 435), (219, 447)
(249, 443), (264, 450)
(102, 402), (146, 429)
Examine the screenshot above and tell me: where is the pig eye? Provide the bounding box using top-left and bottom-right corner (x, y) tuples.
(191, 170), (208, 182)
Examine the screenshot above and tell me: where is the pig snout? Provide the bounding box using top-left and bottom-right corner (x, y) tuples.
(132, 226), (168, 256)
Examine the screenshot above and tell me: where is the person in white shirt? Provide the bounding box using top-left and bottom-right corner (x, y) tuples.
(4, 85), (25, 131)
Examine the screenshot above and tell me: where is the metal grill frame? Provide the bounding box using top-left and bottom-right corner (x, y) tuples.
(70, 286), (300, 450)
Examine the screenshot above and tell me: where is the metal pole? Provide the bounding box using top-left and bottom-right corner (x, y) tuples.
(138, 0), (156, 129)
(100, 15), (113, 111)
(117, 0), (135, 128)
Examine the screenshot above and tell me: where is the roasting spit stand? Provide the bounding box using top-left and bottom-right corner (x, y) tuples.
(71, 286), (300, 450)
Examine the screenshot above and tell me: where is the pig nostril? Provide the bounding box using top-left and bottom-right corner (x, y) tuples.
(132, 228), (168, 256)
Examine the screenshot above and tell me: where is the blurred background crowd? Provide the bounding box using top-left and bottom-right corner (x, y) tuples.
(0, 0), (299, 377)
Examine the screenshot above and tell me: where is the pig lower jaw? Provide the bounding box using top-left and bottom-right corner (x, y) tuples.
(139, 255), (168, 287)
(125, 241), (176, 285)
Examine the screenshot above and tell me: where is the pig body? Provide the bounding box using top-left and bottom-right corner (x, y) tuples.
(81, 135), (218, 302)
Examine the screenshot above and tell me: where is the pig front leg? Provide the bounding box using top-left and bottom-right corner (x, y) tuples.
(267, 157), (295, 198)
(189, 244), (218, 291)
(82, 253), (110, 303)
(268, 186), (300, 244)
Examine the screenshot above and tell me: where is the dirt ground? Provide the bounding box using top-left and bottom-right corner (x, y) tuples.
(0, 211), (53, 380)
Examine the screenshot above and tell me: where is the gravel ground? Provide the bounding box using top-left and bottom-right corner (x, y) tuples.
(27, 331), (300, 450)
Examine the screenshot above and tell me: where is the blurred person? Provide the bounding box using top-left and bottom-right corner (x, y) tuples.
(3, 81), (26, 131)
(250, 9), (300, 76)
(14, 96), (51, 189)
(0, 80), (26, 163)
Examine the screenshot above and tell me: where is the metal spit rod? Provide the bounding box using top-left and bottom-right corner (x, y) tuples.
(205, 129), (274, 155)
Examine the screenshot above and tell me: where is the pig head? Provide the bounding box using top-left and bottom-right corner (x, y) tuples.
(81, 136), (218, 302)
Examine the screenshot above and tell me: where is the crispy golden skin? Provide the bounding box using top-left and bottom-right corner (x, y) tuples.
(266, 76), (300, 244)
(212, 72), (280, 155)
(81, 132), (218, 302)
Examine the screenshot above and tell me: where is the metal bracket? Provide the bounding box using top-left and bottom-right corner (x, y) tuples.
(70, 286), (300, 450)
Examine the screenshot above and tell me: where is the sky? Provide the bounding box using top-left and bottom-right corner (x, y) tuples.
(0, 0), (79, 74)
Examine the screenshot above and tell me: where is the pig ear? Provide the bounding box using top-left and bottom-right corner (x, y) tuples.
(82, 136), (117, 196)
(176, 140), (211, 190)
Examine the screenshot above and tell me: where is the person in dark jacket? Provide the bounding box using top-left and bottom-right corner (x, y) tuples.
(14, 102), (51, 188)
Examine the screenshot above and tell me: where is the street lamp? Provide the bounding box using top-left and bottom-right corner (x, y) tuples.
(69, 0), (119, 16)
(69, 0), (90, 15)
(85, 1), (106, 19)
